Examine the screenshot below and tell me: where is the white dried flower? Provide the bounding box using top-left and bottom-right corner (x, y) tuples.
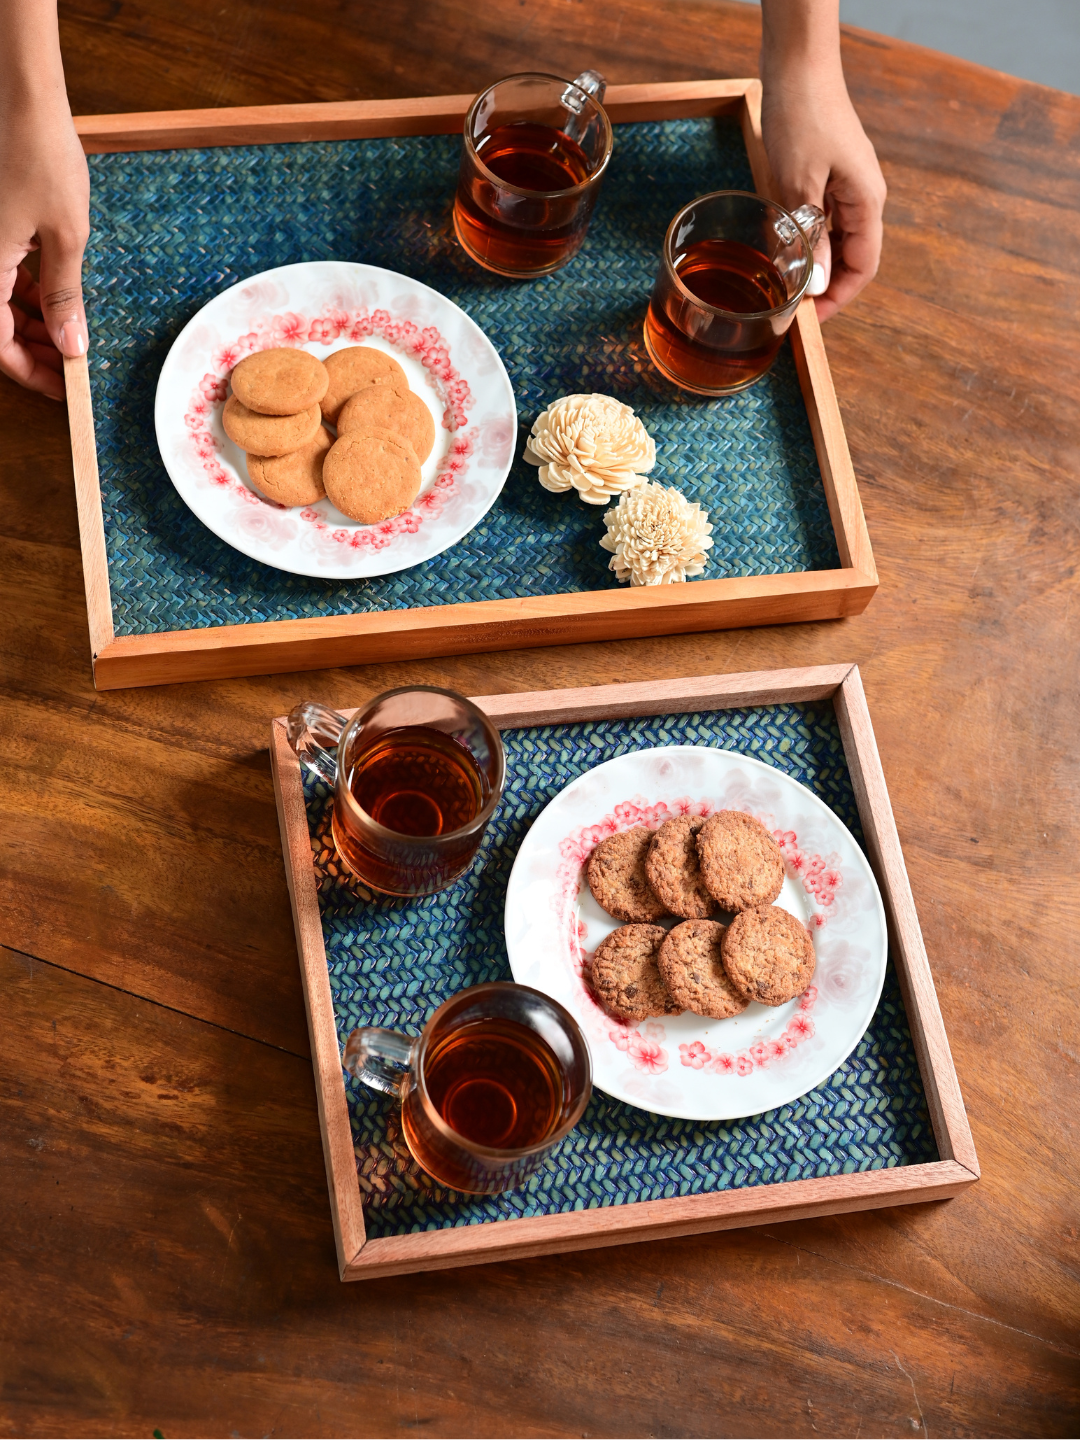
(599, 482), (713, 586)
(523, 393), (656, 505)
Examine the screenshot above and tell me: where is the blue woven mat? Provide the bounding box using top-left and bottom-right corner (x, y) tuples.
(301, 703), (936, 1239)
(84, 118), (840, 636)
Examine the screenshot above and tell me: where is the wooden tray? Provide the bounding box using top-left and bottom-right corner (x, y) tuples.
(68, 80), (876, 691)
(270, 664), (975, 1281)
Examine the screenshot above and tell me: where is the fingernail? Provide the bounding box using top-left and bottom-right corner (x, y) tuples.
(808, 263), (828, 298)
(58, 322), (86, 357)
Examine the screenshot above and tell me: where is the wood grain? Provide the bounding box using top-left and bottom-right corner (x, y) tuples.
(270, 720), (367, 1275)
(62, 354), (113, 658)
(1, 949), (1074, 1438)
(1, 0), (1077, 1432)
(88, 568), (877, 690)
(470, 664), (856, 727)
(349, 1163), (977, 1280)
(72, 80), (751, 153)
(835, 667), (978, 1175)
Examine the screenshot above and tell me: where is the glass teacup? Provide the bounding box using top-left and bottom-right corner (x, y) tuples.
(453, 70), (612, 277)
(287, 686), (505, 897)
(644, 189), (826, 395)
(344, 982), (592, 1194)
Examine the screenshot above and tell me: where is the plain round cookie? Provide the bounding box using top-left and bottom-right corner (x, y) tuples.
(230, 347), (329, 415)
(222, 396), (323, 456)
(696, 809), (785, 912)
(344, 424), (418, 461)
(247, 426), (331, 507)
(323, 432), (421, 524)
(586, 827), (670, 923)
(337, 384), (436, 465)
(658, 920), (746, 1019)
(321, 346), (408, 423)
(721, 906), (816, 1007)
(645, 815), (719, 919)
(589, 925), (679, 1021)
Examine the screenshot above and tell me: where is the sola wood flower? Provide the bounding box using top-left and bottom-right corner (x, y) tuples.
(523, 393), (656, 505)
(599, 482), (713, 586)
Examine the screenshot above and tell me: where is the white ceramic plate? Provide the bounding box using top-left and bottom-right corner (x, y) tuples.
(504, 746), (888, 1121)
(154, 260), (517, 579)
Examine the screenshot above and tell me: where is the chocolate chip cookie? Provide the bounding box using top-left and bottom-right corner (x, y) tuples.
(586, 827), (670, 923)
(721, 905), (816, 1007)
(658, 920), (746, 1019)
(589, 924), (679, 1021)
(696, 810), (785, 912)
(645, 814), (720, 919)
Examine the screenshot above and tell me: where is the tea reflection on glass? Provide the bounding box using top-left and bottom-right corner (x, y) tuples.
(644, 190), (826, 395)
(453, 70), (612, 278)
(286, 686), (505, 897)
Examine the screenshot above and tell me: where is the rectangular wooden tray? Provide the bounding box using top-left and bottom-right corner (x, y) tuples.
(270, 664), (975, 1281)
(68, 80), (876, 691)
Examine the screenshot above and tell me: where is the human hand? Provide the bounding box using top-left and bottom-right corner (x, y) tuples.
(759, 0), (886, 322)
(760, 72), (886, 322)
(0, 90), (90, 400)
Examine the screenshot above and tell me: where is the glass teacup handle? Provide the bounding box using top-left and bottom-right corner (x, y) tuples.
(562, 69), (607, 110)
(561, 70), (607, 149)
(775, 202), (826, 252)
(286, 700), (347, 786)
(775, 203), (828, 294)
(343, 1026), (416, 1098)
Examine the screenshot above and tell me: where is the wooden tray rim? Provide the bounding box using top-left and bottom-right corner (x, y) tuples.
(269, 663), (977, 1282)
(68, 79), (877, 691)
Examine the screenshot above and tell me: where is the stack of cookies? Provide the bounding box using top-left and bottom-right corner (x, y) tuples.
(223, 345), (435, 524)
(585, 810), (816, 1023)
(222, 348), (331, 508)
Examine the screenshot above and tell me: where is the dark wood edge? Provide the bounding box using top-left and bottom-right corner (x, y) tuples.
(73, 80), (754, 153)
(343, 1160), (976, 1280)
(269, 665), (973, 1280)
(63, 354), (115, 658)
(834, 669), (980, 1176)
(89, 570), (878, 690)
(270, 721), (368, 1275)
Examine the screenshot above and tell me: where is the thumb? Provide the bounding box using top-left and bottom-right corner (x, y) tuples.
(772, 173), (832, 300)
(807, 224), (831, 299)
(37, 224), (89, 358)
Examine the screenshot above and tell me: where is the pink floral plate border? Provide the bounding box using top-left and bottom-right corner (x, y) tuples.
(503, 745), (888, 1122)
(153, 261), (517, 580)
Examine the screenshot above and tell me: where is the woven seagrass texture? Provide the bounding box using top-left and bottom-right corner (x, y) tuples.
(83, 119), (840, 636)
(301, 704), (936, 1240)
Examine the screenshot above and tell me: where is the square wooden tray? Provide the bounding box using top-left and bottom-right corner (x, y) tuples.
(68, 80), (876, 691)
(270, 664), (975, 1281)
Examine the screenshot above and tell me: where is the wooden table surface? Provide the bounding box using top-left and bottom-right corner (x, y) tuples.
(3, 2), (1078, 1435)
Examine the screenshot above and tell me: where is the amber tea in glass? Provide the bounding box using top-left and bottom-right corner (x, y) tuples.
(409, 1016), (563, 1158)
(348, 726), (484, 837)
(343, 983), (592, 1194)
(644, 190), (826, 396)
(286, 687), (505, 897)
(453, 71), (612, 278)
